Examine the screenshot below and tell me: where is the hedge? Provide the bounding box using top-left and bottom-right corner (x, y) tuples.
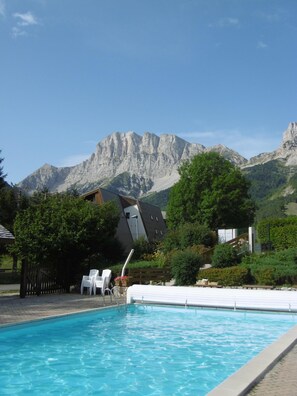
(257, 217), (297, 250)
(198, 266), (250, 286)
(0, 271), (21, 284)
(241, 249), (297, 285)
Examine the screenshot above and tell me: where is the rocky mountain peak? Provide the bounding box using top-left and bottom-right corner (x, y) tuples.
(243, 122), (297, 168)
(282, 122), (297, 149)
(17, 124), (297, 197)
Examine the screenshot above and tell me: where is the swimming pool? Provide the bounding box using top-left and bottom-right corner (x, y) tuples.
(0, 305), (296, 395)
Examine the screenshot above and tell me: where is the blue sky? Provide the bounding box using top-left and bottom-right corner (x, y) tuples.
(1, 0), (296, 185)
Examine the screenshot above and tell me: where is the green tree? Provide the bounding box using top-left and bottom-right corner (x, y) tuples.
(12, 193), (120, 283)
(0, 150), (6, 190)
(0, 187), (29, 231)
(166, 152), (256, 230)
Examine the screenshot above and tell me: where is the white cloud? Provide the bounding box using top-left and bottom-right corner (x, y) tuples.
(178, 128), (280, 159)
(11, 11), (40, 38)
(179, 131), (216, 139)
(13, 11), (38, 26)
(256, 11), (281, 23)
(257, 40), (268, 49)
(0, 0), (5, 17)
(12, 26), (27, 38)
(209, 17), (240, 28)
(58, 154), (91, 168)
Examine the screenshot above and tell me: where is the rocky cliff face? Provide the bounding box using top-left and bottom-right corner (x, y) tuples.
(18, 123), (297, 197)
(18, 131), (247, 196)
(244, 122), (297, 167)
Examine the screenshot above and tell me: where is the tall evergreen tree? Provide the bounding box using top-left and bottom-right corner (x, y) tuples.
(0, 150), (7, 190)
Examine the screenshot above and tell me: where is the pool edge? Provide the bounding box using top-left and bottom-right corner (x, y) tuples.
(207, 323), (297, 396)
(0, 303), (127, 330)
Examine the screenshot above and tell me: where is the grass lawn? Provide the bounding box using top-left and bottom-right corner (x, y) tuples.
(0, 254), (14, 270)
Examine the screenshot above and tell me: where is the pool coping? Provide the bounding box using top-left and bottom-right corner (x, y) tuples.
(0, 304), (123, 330)
(207, 323), (297, 395)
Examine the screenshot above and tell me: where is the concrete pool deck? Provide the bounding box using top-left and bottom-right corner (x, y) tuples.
(0, 291), (297, 395)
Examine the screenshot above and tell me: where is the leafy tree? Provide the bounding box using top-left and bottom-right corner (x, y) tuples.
(12, 193), (120, 283)
(0, 153), (29, 232)
(0, 187), (29, 231)
(166, 152), (256, 230)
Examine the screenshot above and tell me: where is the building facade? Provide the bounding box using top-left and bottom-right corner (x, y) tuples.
(82, 188), (167, 253)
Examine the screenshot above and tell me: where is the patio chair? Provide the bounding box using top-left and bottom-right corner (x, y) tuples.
(93, 269), (112, 295)
(80, 269), (99, 295)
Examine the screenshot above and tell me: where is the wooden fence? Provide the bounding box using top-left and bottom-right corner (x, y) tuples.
(128, 267), (172, 285)
(20, 260), (68, 298)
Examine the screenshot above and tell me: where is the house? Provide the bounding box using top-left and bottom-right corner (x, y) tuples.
(82, 188), (167, 253)
(0, 224), (15, 244)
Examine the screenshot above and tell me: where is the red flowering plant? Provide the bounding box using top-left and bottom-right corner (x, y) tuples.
(114, 275), (130, 287)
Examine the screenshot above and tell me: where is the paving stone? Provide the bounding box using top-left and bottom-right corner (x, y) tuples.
(247, 344), (297, 395)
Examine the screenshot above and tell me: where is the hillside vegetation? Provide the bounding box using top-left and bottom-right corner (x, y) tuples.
(143, 159), (297, 222)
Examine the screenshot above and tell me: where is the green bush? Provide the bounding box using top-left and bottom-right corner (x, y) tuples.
(257, 217), (297, 251)
(250, 267), (276, 285)
(211, 244), (239, 268)
(198, 267), (250, 286)
(110, 259), (162, 278)
(132, 237), (157, 259)
(179, 222), (216, 249)
(171, 250), (202, 286)
(0, 271), (21, 284)
(241, 248), (297, 285)
(161, 222), (215, 253)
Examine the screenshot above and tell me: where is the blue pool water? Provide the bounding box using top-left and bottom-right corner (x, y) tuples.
(0, 305), (296, 395)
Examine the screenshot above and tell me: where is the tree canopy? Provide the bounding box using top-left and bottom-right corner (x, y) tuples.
(12, 193), (121, 281)
(166, 152), (256, 230)
(0, 151), (6, 189)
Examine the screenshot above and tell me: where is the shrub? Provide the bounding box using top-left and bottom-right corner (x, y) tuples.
(257, 217), (297, 251)
(171, 250), (202, 286)
(0, 271), (21, 284)
(198, 267), (250, 286)
(161, 222), (215, 253)
(132, 237), (157, 259)
(251, 266), (276, 286)
(212, 244), (239, 268)
(241, 248), (297, 285)
(179, 223), (216, 249)
(161, 229), (180, 253)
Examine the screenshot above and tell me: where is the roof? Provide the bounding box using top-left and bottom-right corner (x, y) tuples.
(0, 224), (15, 243)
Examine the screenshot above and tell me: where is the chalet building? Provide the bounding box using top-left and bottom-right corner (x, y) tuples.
(0, 224), (15, 244)
(82, 188), (167, 253)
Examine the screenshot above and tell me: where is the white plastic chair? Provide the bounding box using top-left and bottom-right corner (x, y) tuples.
(80, 269), (99, 295)
(93, 269), (112, 295)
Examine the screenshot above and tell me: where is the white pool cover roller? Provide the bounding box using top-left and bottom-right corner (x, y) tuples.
(126, 285), (297, 312)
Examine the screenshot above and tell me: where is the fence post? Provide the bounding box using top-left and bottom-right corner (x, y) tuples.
(20, 259), (27, 298)
(36, 267), (41, 296)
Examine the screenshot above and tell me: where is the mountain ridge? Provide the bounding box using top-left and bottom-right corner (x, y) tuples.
(18, 123), (297, 200)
